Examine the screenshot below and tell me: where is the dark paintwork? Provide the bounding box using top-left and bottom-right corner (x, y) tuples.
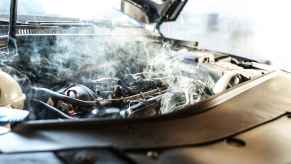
(129, 116), (291, 164)
(0, 71), (290, 155)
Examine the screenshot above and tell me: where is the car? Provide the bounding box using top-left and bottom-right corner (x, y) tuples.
(0, 0), (291, 163)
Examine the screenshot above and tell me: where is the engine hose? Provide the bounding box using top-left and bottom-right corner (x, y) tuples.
(29, 87), (98, 107)
(32, 100), (75, 120)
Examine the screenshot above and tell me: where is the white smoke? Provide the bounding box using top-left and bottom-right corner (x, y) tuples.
(145, 48), (215, 113)
(7, 24), (216, 114)
(1, 0), (218, 115)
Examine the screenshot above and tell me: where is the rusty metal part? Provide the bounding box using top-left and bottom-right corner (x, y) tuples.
(32, 86), (167, 108)
(99, 88), (167, 106)
(124, 95), (162, 118)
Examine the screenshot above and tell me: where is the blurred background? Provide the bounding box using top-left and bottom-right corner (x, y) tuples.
(1, 0), (291, 71)
(163, 0), (291, 71)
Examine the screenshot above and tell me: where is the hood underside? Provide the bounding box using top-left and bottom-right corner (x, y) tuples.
(121, 0), (188, 24)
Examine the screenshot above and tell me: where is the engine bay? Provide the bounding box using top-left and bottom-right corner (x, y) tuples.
(0, 34), (269, 121)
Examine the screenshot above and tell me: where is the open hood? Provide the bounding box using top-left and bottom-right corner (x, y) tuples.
(121, 0), (188, 24)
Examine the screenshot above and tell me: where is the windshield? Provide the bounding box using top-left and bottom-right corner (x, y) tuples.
(0, 0), (141, 27)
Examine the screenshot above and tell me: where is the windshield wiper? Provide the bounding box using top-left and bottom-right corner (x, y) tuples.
(23, 20), (95, 27)
(8, 0), (18, 55)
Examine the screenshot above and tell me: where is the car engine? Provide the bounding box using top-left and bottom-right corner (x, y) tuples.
(0, 35), (270, 121)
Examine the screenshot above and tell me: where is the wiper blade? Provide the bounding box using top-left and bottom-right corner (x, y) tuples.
(25, 20), (89, 26)
(2, 14), (90, 26)
(0, 18), (27, 26)
(1, 19), (92, 27)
